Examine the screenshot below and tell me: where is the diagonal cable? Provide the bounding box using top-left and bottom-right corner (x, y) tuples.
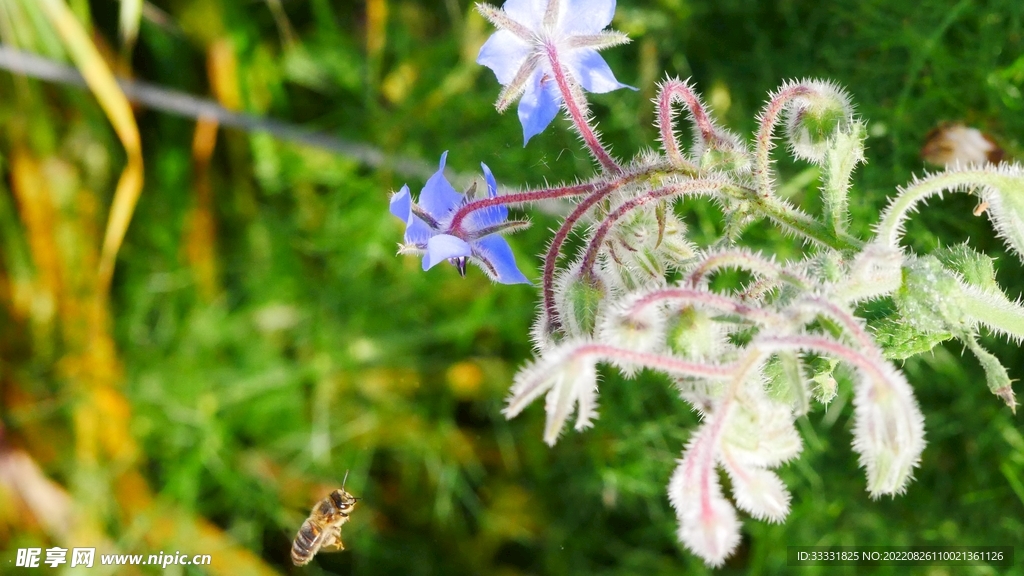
(0, 43), (440, 181)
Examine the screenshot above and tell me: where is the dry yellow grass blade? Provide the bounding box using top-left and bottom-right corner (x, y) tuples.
(208, 38), (241, 110)
(184, 117), (221, 300)
(0, 448), (135, 574)
(39, 0), (143, 295)
(116, 471), (282, 576)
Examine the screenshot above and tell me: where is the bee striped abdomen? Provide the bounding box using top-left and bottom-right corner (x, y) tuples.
(291, 520), (323, 566)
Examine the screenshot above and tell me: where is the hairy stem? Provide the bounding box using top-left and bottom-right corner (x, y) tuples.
(578, 178), (728, 277)
(562, 342), (738, 379)
(754, 193), (862, 251)
(625, 287), (782, 326)
(959, 286), (1024, 341)
(685, 249), (812, 290)
(449, 181), (595, 236)
(754, 84), (813, 198)
(656, 78), (715, 169)
(756, 334), (887, 376)
(546, 42), (621, 174)
(542, 169), (661, 333)
(673, 349), (767, 535)
(874, 168), (1015, 249)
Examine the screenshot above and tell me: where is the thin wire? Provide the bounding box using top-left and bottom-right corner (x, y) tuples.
(0, 44), (440, 181)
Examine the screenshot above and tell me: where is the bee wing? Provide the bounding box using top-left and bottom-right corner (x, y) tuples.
(291, 519), (329, 566)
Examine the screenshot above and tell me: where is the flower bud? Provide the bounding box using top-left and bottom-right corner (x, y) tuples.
(699, 132), (753, 174)
(503, 341), (600, 446)
(722, 459), (791, 523)
(597, 296), (666, 376)
(784, 80), (855, 163)
(851, 362), (925, 497)
(668, 427), (741, 567)
(722, 385), (803, 468)
(666, 307), (726, 359)
(554, 263), (608, 338)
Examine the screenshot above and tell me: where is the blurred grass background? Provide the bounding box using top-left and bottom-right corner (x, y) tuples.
(0, 0), (1022, 574)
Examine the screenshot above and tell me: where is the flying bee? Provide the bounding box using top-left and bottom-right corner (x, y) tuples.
(291, 472), (360, 566)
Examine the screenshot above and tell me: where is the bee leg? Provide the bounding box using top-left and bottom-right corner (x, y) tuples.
(320, 526), (345, 552)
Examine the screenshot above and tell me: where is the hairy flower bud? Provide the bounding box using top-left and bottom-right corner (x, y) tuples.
(597, 297), (666, 376)
(554, 262), (608, 338)
(851, 362), (926, 497)
(668, 426), (741, 567)
(504, 341), (600, 446)
(722, 459), (791, 523)
(784, 80), (855, 163)
(666, 307), (727, 360)
(699, 131), (752, 174)
(723, 384), (803, 468)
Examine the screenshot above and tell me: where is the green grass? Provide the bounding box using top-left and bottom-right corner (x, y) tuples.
(0, 1), (1022, 574)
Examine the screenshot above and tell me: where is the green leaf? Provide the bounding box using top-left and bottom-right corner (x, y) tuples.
(871, 315), (954, 360)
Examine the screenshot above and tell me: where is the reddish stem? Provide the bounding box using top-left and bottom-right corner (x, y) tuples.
(657, 78), (718, 167)
(546, 42), (621, 174)
(757, 334), (888, 380)
(570, 342), (738, 379)
(753, 84), (813, 197)
(449, 181), (595, 236)
(627, 287), (781, 326)
(577, 179), (726, 278)
(541, 180), (626, 333)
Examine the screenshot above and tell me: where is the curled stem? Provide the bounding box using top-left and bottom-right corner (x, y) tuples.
(542, 169), (659, 333)
(656, 77), (716, 169)
(753, 83), (813, 198)
(874, 168), (1018, 249)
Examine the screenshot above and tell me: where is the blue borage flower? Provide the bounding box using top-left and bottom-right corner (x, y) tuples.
(476, 0), (636, 144)
(390, 152), (530, 285)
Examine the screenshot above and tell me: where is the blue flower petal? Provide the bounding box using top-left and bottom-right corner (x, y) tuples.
(424, 234), (472, 271)
(420, 151), (463, 222)
(519, 71), (562, 145)
(405, 214), (433, 247)
(477, 30), (531, 85)
(465, 163), (509, 231)
(502, 0), (546, 30)
(471, 235), (531, 284)
(389, 185), (411, 221)
(568, 49), (635, 94)
(561, 0), (617, 34)
(481, 163), (508, 221)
